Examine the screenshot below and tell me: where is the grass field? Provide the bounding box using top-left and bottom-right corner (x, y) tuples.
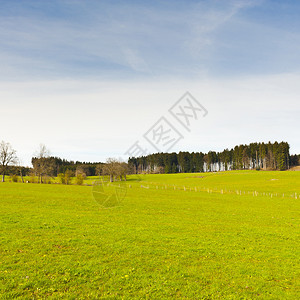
(0, 171), (299, 299)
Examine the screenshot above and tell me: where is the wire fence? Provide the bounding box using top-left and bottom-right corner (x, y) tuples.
(126, 181), (299, 200)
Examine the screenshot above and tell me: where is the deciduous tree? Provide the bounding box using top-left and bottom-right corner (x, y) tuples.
(0, 141), (18, 182)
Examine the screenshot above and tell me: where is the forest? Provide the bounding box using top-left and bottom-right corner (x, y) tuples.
(128, 142), (299, 174)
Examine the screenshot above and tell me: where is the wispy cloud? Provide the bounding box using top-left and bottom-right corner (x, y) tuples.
(0, 0), (270, 80)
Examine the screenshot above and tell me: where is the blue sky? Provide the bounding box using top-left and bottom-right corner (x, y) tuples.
(0, 0), (300, 165)
(2, 0), (300, 80)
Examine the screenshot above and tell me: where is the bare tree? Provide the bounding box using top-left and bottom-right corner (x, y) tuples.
(95, 163), (103, 177)
(32, 144), (55, 183)
(118, 162), (128, 181)
(75, 165), (89, 177)
(0, 141), (18, 182)
(102, 159), (129, 182)
(102, 158), (119, 182)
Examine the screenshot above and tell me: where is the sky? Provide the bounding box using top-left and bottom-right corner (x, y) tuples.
(0, 0), (300, 166)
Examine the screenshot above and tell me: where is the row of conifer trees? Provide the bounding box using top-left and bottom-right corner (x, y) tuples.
(128, 142), (295, 174)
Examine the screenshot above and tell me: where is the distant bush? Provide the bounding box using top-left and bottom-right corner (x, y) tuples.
(65, 170), (72, 185)
(11, 175), (18, 182)
(58, 173), (65, 184)
(75, 174), (85, 185)
(58, 170), (72, 185)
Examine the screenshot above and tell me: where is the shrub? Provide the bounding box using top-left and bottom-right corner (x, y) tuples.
(57, 171), (73, 185)
(65, 170), (73, 185)
(11, 175), (18, 182)
(58, 173), (65, 184)
(75, 174), (84, 185)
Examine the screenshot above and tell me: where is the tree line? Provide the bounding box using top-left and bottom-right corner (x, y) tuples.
(29, 145), (129, 184)
(0, 141), (299, 183)
(0, 143), (128, 183)
(128, 142), (297, 174)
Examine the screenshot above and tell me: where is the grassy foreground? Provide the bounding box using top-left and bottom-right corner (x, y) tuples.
(0, 171), (299, 299)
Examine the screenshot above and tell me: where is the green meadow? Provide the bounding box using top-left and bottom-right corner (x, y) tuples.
(0, 171), (299, 299)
